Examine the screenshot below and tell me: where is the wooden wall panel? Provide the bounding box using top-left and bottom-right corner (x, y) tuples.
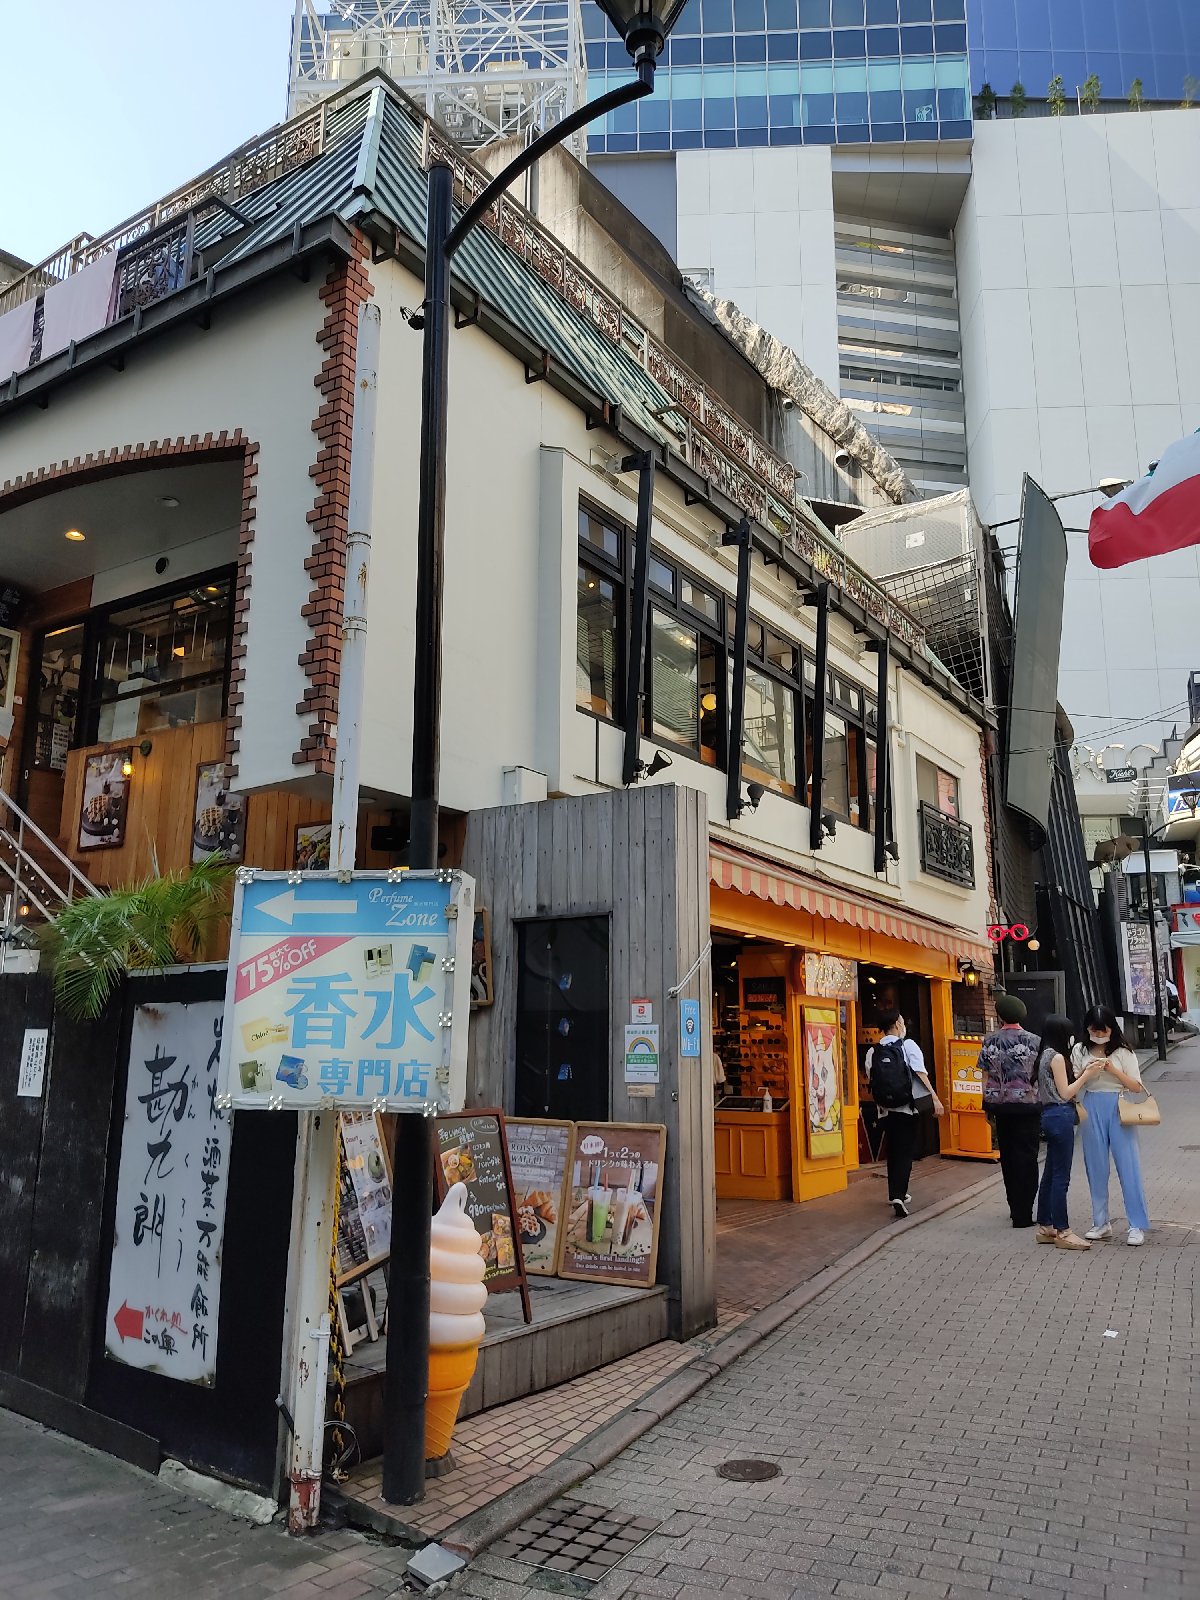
(462, 784), (716, 1339)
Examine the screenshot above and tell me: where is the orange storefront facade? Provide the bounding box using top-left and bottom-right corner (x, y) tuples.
(709, 843), (996, 1203)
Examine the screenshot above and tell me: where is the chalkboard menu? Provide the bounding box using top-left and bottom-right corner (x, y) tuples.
(505, 1119), (572, 1275)
(434, 1110), (532, 1321)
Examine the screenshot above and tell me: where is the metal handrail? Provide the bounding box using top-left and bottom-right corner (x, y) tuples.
(0, 102), (326, 318)
(0, 790), (101, 905)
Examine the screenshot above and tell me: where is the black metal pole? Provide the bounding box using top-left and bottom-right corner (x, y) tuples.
(808, 583), (830, 850)
(871, 636), (889, 874)
(409, 162), (454, 874)
(382, 1114), (435, 1503)
(1140, 823), (1168, 1061)
(622, 451), (656, 786)
(724, 518), (751, 820)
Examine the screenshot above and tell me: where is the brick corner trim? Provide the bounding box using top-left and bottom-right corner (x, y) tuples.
(295, 236), (374, 774)
(0, 433), (259, 781)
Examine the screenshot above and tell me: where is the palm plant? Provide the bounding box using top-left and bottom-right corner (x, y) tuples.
(1129, 77), (1144, 111)
(1082, 73), (1101, 112)
(1010, 81), (1027, 117)
(1048, 75), (1067, 116)
(39, 853), (235, 1020)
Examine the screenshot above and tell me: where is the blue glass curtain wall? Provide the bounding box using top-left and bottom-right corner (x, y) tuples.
(582, 0), (971, 149)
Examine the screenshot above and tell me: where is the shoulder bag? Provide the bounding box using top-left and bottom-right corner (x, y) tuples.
(1118, 1091), (1160, 1127)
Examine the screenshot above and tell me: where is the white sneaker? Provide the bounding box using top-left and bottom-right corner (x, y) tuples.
(1127, 1229), (1145, 1247)
(891, 1198), (910, 1217)
(1084, 1224), (1112, 1241)
(903, 1194), (912, 1203)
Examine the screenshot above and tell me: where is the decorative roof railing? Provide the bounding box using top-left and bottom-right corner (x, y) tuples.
(421, 122), (926, 653)
(0, 105), (326, 319)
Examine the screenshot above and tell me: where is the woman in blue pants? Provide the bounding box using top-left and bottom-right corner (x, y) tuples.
(1034, 1015), (1103, 1249)
(1072, 1006), (1151, 1246)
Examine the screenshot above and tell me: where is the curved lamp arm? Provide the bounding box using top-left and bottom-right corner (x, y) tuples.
(444, 59), (655, 259)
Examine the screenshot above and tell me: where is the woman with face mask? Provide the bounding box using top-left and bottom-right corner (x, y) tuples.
(1072, 1006), (1150, 1246)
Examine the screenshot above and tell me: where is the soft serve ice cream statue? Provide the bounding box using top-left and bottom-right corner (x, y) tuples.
(425, 1181), (488, 1458)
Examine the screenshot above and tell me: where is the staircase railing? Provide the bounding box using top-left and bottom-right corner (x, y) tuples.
(0, 790), (101, 929)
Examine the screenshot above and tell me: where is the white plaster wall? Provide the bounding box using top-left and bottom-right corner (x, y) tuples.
(0, 279), (328, 793)
(957, 108), (1200, 758)
(676, 146), (840, 392)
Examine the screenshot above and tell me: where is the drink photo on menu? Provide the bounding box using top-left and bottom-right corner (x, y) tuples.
(559, 1122), (667, 1288)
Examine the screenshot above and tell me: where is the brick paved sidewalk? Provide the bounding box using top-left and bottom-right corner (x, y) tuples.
(460, 1058), (1200, 1600)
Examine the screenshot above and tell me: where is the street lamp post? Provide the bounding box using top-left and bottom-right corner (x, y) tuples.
(384, 0), (689, 1509)
(1135, 815), (1169, 1062)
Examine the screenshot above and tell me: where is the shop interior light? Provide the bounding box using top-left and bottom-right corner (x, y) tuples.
(866, 975), (877, 985)
(158, 495), (180, 507)
(701, 693), (718, 712)
(1026, 939), (1040, 953)
(65, 528), (85, 541)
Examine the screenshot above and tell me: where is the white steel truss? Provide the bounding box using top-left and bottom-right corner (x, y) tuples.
(289, 0), (588, 159)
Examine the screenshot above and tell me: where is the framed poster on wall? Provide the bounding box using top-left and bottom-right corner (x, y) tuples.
(78, 748), (130, 850)
(803, 1006), (844, 1160)
(558, 1122), (666, 1288)
(192, 761), (246, 863)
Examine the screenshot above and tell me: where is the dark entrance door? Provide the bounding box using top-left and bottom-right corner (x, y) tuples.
(515, 917), (610, 1122)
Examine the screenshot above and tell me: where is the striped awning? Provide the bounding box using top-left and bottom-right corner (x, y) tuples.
(710, 842), (992, 966)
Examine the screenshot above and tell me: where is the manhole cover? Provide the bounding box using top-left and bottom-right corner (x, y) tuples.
(716, 1458), (781, 1482)
(490, 1499), (661, 1582)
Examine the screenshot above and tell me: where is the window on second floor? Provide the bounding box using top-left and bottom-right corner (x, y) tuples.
(576, 500), (886, 831)
(916, 752), (959, 817)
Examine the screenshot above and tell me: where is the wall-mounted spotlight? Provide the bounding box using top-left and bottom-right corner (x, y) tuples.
(634, 748), (673, 783)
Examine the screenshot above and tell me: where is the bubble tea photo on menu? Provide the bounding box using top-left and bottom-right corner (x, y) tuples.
(561, 1125), (665, 1285)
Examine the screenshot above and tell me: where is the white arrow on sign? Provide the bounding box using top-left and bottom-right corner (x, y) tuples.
(253, 889), (357, 925)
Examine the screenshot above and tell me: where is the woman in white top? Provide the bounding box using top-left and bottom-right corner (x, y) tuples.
(1072, 1005), (1150, 1246)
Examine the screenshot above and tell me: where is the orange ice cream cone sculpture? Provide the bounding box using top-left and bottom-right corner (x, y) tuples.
(426, 1182), (487, 1460)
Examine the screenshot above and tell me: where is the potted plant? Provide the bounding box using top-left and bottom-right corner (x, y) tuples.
(38, 852), (234, 1020)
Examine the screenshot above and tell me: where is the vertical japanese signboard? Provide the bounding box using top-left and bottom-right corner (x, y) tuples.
(105, 1000), (229, 1386)
(220, 869), (474, 1111)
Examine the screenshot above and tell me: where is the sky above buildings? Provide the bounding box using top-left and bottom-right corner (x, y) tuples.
(3, 1), (297, 266)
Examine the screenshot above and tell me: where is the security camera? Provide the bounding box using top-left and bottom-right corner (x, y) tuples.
(781, 396), (795, 411)
(834, 448), (852, 469)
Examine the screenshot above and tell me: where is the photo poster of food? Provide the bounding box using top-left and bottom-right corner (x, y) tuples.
(558, 1122), (666, 1289)
(434, 1110), (532, 1321)
(293, 821), (331, 871)
(78, 748), (130, 851)
(192, 761), (246, 864)
(505, 1119), (572, 1275)
(804, 1006), (844, 1159)
(335, 1110), (393, 1284)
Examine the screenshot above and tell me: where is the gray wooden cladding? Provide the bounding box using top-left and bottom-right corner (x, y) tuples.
(462, 785), (717, 1340)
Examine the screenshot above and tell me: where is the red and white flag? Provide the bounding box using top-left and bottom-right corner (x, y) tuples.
(1088, 430), (1200, 569)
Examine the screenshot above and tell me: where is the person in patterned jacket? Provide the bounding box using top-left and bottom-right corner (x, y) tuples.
(978, 994), (1042, 1228)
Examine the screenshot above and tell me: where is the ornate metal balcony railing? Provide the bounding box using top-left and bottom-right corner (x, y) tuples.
(919, 801), (975, 889)
(0, 104), (326, 319)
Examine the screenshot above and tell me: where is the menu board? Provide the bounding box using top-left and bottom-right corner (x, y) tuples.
(336, 1111), (392, 1283)
(434, 1110), (531, 1320)
(559, 1122), (666, 1288)
(949, 1037), (985, 1112)
(505, 1120), (572, 1275)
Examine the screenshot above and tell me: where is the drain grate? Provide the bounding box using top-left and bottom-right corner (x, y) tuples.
(491, 1499), (661, 1582)
(716, 1458), (781, 1482)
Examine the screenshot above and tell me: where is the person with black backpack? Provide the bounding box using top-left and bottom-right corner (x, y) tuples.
(866, 1009), (944, 1217)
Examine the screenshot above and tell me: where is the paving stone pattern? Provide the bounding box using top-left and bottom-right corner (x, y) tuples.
(460, 1063), (1200, 1600)
(0, 1411), (413, 1599)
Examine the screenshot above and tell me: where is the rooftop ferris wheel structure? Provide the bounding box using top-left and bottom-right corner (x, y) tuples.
(288, 0), (589, 160)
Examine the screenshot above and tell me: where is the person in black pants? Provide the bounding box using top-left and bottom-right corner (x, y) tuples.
(866, 1010), (944, 1217)
(978, 994), (1042, 1227)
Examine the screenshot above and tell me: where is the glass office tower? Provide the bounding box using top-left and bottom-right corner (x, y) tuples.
(582, 0), (1199, 154)
(583, 0), (973, 154)
(968, 0), (1200, 104)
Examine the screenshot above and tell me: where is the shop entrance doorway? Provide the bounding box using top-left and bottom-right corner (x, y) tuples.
(857, 963), (938, 1160)
(514, 916), (610, 1122)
